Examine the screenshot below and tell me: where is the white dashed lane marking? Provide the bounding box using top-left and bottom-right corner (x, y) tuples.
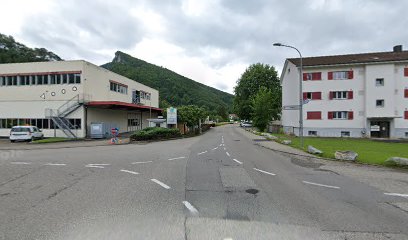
(212, 147), (218, 150)
(182, 201), (199, 215)
(168, 156), (186, 161)
(232, 159), (243, 165)
(86, 165), (105, 169)
(384, 193), (408, 198)
(10, 162), (31, 165)
(132, 161), (153, 164)
(253, 168), (276, 176)
(44, 163), (67, 166)
(151, 179), (171, 189)
(85, 164), (110, 169)
(226, 152), (230, 157)
(302, 181), (340, 189)
(197, 151), (208, 155)
(120, 169), (139, 175)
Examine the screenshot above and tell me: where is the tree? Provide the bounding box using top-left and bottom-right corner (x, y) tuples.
(233, 63), (281, 120)
(177, 105), (207, 128)
(251, 87), (280, 132)
(216, 105), (228, 121)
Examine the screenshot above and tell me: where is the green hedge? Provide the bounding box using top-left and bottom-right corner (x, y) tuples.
(130, 127), (181, 141)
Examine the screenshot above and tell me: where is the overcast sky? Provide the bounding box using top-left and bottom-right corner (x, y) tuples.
(1, 0), (407, 94)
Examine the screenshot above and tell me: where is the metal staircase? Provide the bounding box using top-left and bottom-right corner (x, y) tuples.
(45, 94), (85, 138)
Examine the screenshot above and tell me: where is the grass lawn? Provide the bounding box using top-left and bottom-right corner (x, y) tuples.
(271, 134), (408, 165)
(215, 122), (231, 127)
(32, 137), (76, 144)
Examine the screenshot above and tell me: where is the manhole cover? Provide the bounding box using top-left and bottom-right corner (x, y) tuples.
(245, 188), (259, 194)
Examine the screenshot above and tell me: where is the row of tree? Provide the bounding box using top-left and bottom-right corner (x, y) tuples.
(233, 63), (281, 132)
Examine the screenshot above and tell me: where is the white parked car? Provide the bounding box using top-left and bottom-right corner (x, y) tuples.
(241, 122), (252, 128)
(9, 126), (44, 142)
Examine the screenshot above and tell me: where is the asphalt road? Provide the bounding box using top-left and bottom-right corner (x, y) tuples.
(0, 125), (407, 240)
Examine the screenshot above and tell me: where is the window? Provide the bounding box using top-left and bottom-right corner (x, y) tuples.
(376, 78), (384, 86)
(303, 92), (322, 100)
(307, 111), (322, 120)
(376, 99), (384, 107)
(328, 111), (353, 120)
(341, 131), (351, 137)
(68, 74), (75, 84)
(333, 111), (348, 119)
(128, 118), (139, 126)
(31, 75), (36, 85)
(328, 71), (353, 80)
(405, 132), (408, 138)
(19, 76), (30, 86)
(62, 74), (68, 84)
(303, 72), (322, 81)
(308, 131), (317, 136)
(0, 76), (5, 86)
(74, 74), (81, 84)
(109, 81), (128, 95)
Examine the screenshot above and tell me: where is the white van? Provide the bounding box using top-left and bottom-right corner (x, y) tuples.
(9, 126), (44, 142)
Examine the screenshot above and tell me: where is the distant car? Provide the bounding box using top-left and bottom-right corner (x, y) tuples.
(241, 122), (252, 128)
(9, 126), (44, 142)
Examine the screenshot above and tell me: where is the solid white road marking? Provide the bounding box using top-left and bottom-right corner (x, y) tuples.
(151, 179), (171, 189)
(182, 201), (199, 215)
(120, 169), (139, 175)
(212, 147), (218, 150)
(226, 152), (230, 157)
(86, 165), (105, 169)
(253, 168), (276, 176)
(132, 161), (153, 164)
(384, 193), (408, 198)
(168, 156), (186, 161)
(87, 164), (110, 166)
(232, 159), (243, 164)
(44, 163), (66, 166)
(302, 181), (340, 189)
(197, 151), (207, 155)
(10, 162), (31, 165)
(219, 144), (223, 146)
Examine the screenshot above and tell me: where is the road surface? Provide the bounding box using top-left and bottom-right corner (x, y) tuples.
(0, 125), (407, 239)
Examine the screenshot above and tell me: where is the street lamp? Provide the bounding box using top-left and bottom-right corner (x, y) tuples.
(273, 42), (304, 148)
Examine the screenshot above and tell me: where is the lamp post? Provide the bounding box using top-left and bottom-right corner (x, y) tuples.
(273, 43), (304, 148)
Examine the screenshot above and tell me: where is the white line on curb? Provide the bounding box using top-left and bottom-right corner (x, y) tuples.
(44, 163), (67, 166)
(168, 156), (186, 161)
(132, 161), (153, 164)
(302, 181), (340, 189)
(233, 159), (243, 164)
(151, 179), (171, 189)
(226, 152), (230, 157)
(253, 168), (276, 176)
(384, 193), (408, 198)
(197, 151), (207, 155)
(10, 162), (31, 165)
(120, 169), (139, 175)
(182, 201), (199, 215)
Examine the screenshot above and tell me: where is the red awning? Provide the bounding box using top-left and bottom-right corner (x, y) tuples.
(86, 101), (162, 112)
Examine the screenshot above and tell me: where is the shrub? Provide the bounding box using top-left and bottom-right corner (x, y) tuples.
(130, 127), (181, 141)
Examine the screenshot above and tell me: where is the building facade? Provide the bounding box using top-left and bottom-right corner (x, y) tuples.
(0, 60), (161, 138)
(281, 46), (408, 138)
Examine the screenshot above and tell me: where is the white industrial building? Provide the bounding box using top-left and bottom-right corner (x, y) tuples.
(0, 60), (161, 138)
(281, 45), (408, 138)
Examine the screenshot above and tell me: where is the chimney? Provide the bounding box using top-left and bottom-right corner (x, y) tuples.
(393, 45), (403, 52)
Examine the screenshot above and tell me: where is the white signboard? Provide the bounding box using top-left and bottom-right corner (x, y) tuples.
(167, 107), (177, 125)
(370, 125), (380, 131)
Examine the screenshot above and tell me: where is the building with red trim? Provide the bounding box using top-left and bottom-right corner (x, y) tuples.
(0, 60), (161, 138)
(281, 45), (408, 138)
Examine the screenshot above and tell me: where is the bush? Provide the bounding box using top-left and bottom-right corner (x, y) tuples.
(130, 127), (181, 141)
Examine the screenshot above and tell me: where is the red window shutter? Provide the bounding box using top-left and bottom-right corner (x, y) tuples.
(404, 68), (408, 77)
(405, 111), (408, 119)
(303, 92), (308, 100)
(307, 111), (321, 120)
(348, 71), (354, 79)
(313, 92), (322, 100)
(348, 111), (354, 120)
(348, 91), (354, 99)
(328, 112), (333, 119)
(405, 89), (408, 98)
(303, 73), (308, 81)
(316, 72), (322, 80)
(329, 91), (333, 100)
(328, 72), (333, 80)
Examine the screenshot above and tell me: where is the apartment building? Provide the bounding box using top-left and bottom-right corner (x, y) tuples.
(0, 60), (161, 138)
(281, 45), (408, 138)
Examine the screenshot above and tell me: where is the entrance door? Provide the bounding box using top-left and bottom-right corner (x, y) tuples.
(127, 113), (141, 132)
(370, 121), (390, 138)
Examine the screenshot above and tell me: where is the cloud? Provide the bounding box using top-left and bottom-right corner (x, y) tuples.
(1, 0), (408, 94)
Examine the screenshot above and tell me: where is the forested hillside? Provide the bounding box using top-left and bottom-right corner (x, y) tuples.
(0, 33), (61, 63)
(102, 51), (233, 112)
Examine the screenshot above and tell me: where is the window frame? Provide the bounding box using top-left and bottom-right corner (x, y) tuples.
(375, 78), (384, 86)
(376, 99), (385, 108)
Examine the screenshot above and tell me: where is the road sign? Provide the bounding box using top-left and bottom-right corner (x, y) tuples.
(283, 105), (300, 110)
(167, 107), (177, 125)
